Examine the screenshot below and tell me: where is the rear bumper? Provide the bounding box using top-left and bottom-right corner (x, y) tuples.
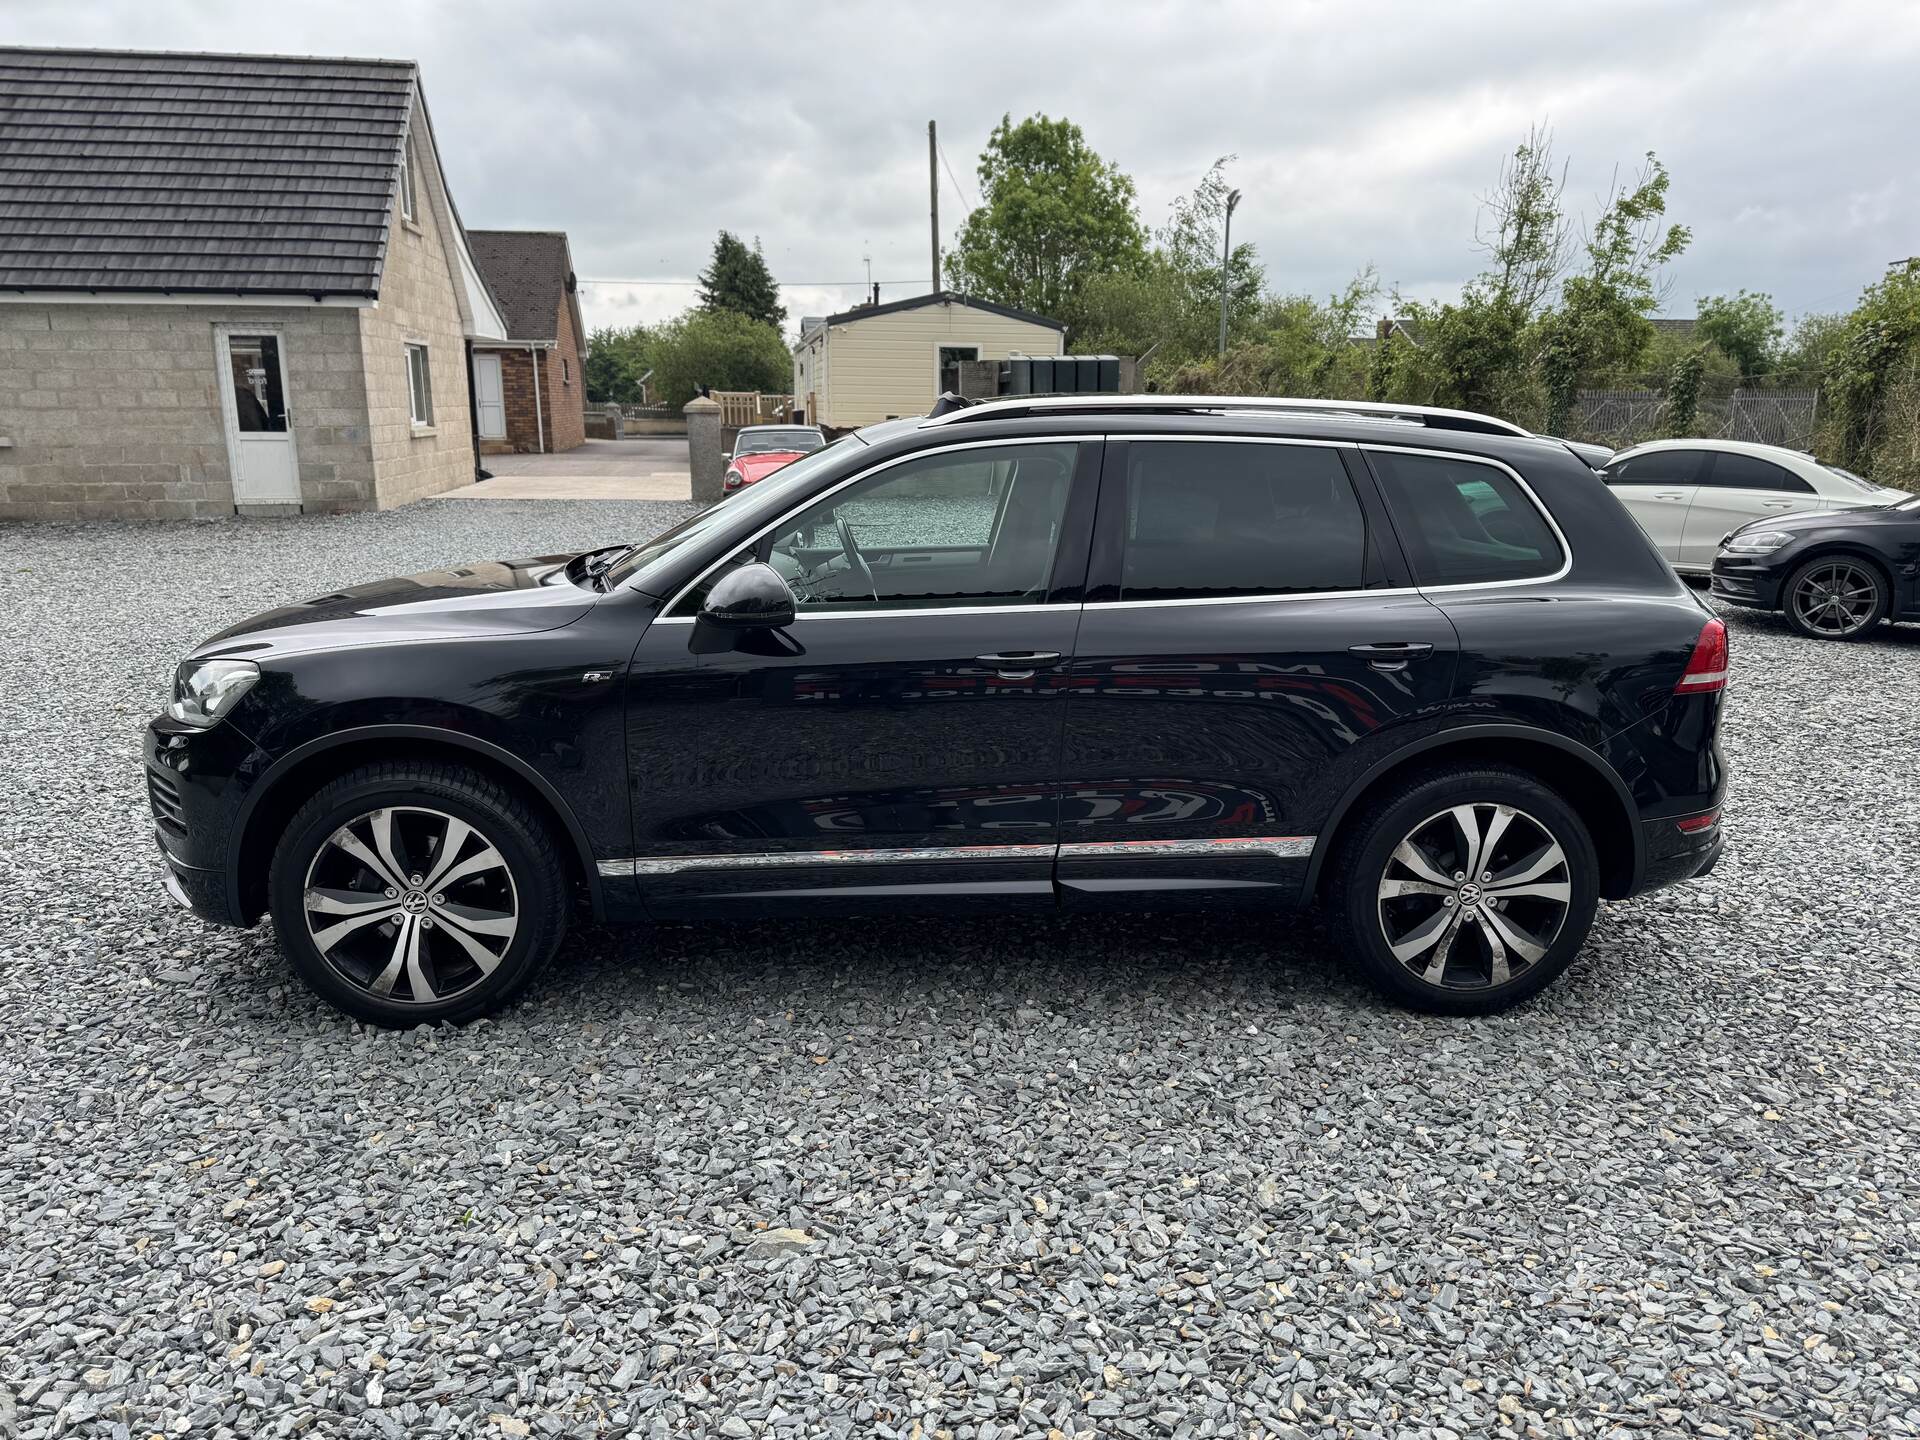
(1635, 808), (1725, 895)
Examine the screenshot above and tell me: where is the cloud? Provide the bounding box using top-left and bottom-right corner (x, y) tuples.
(9, 0), (1917, 334)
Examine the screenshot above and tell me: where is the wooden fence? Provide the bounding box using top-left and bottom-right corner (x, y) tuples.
(710, 391), (795, 428)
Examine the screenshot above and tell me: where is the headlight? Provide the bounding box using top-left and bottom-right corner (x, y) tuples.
(167, 658), (260, 729)
(1719, 529), (1794, 556)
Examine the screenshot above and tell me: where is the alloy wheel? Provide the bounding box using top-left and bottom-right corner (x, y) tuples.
(301, 806), (519, 1006)
(1790, 562), (1878, 637)
(1376, 802), (1572, 990)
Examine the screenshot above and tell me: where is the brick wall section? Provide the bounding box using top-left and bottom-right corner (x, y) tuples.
(356, 95), (477, 507)
(542, 290), (586, 452)
(0, 302), (375, 521)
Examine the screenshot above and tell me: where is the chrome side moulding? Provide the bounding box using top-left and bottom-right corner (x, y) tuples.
(598, 835), (1317, 878)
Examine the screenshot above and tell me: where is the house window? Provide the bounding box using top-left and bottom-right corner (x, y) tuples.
(399, 139), (418, 222)
(562, 356), (571, 386)
(406, 343), (433, 427)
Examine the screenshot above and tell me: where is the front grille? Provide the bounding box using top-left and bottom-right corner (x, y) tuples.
(147, 767), (187, 836)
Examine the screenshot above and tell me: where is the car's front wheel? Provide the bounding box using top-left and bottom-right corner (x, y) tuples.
(1328, 766), (1599, 1014)
(268, 762), (569, 1026)
(1782, 556), (1887, 640)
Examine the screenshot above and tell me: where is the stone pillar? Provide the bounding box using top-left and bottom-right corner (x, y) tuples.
(685, 395), (725, 506)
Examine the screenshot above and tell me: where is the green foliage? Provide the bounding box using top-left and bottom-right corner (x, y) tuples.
(646, 309), (791, 413)
(696, 231), (785, 329)
(1366, 328), (1400, 402)
(1166, 272), (1378, 398)
(584, 324), (652, 404)
(1662, 345), (1708, 435)
(1782, 310), (1847, 378)
(1696, 290), (1784, 379)
(1821, 259), (1920, 478)
(946, 114), (1148, 321)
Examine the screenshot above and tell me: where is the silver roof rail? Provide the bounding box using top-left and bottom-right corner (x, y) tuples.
(919, 393), (1532, 437)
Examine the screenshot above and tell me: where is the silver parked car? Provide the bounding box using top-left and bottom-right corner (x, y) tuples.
(1602, 439), (1907, 575)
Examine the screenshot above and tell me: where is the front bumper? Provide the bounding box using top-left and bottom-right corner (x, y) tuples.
(145, 718), (264, 926)
(1708, 555), (1785, 610)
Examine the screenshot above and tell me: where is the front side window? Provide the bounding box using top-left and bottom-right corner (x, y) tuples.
(1705, 452), (1811, 493)
(1604, 450), (1704, 486)
(1368, 450), (1564, 586)
(405, 343), (433, 426)
(1119, 441), (1368, 602)
(757, 442), (1077, 612)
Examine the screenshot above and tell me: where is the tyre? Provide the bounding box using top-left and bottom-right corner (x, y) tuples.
(1327, 766), (1599, 1015)
(268, 761), (569, 1026)
(1781, 556), (1888, 640)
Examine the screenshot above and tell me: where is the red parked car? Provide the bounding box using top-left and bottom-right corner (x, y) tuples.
(724, 425), (827, 494)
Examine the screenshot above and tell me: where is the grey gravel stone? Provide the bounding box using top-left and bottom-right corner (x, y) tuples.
(1, 508), (1918, 1440)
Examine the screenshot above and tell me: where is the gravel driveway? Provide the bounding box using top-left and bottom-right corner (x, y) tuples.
(2, 504), (1918, 1440)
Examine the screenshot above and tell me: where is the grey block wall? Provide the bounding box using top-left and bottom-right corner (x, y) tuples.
(0, 303), (376, 521)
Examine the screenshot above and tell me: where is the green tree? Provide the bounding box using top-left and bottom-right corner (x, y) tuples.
(584, 324), (652, 404)
(1538, 153), (1690, 432)
(1696, 290), (1784, 380)
(696, 231), (786, 329)
(1662, 344), (1708, 435)
(646, 309), (791, 412)
(1821, 259), (1920, 478)
(946, 114), (1148, 321)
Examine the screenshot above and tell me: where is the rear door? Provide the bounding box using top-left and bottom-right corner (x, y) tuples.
(625, 437), (1099, 917)
(1678, 450), (1819, 567)
(1601, 449), (1707, 562)
(1055, 436), (1458, 906)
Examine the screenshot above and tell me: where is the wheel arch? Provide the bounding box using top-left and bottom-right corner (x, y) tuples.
(229, 725), (606, 924)
(1781, 543), (1897, 604)
(1305, 725), (1643, 901)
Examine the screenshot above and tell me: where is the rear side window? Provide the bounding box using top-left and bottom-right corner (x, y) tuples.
(1704, 452), (1813, 493)
(1119, 441), (1368, 601)
(1604, 450), (1704, 485)
(1368, 450), (1564, 587)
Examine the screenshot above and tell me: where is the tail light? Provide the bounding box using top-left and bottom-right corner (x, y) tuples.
(1674, 618), (1729, 694)
(1676, 809), (1720, 834)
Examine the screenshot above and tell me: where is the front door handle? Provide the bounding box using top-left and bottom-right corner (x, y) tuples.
(1761, 501), (1794, 510)
(976, 651), (1062, 680)
(1652, 491), (1689, 501)
(1349, 641), (1434, 671)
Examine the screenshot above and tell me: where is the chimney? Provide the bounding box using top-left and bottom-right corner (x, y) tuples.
(872, 282), (881, 306)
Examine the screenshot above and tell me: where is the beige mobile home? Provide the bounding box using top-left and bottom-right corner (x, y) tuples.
(792, 290), (1065, 428)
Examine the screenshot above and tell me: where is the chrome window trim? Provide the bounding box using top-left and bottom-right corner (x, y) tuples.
(1358, 442), (1574, 592)
(598, 834), (1318, 878)
(654, 434), (1090, 623)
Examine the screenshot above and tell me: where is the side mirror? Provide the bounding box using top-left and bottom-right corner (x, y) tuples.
(698, 562), (796, 629)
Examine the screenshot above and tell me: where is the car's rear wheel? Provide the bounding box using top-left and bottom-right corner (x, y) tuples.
(269, 762), (568, 1026)
(1782, 556), (1887, 640)
(1328, 766), (1599, 1014)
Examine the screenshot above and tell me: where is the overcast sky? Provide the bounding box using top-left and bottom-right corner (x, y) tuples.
(12, 0), (1919, 339)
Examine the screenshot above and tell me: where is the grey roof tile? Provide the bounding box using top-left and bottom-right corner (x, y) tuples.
(0, 45), (416, 297)
(467, 230), (573, 343)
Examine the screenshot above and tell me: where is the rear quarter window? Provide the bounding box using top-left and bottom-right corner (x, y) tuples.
(1367, 450), (1565, 586)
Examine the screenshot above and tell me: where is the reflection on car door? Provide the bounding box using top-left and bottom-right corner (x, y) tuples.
(1602, 449), (1706, 562)
(1678, 452), (1817, 569)
(1055, 438), (1459, 908)
(623, 439), (1100, 917)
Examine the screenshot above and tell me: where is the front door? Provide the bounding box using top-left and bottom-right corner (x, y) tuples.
(473, 354), (507, 440)
(625, 438), (1099, 917)
(1057, 437), (1460, 905)
(216, 331), (299, 507)
(1678, 450), (1819, 568)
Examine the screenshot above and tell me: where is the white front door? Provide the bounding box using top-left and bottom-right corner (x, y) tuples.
(474, 354), (507, 440)
(216, 330), (300, 507)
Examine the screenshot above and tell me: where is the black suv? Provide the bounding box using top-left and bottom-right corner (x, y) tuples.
(147, 397), (1727, 1024)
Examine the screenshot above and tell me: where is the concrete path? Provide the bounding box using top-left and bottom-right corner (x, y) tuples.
(440, 438), (692, 501)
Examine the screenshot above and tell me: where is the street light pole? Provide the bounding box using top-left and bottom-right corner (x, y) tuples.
(1218, 188), (1242, 359)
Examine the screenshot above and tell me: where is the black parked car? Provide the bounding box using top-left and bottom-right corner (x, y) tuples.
(1711, 494), (1920, 639)
(148, 396), (1727, 1024)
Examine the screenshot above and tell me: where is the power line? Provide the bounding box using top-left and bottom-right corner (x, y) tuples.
(936, 139), (975, 214)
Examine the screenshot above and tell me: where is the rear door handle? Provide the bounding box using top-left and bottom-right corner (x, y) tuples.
(976, 651), (1062, 680)
(1349, 641), (1434, 671)
(1653, 491), (1689, 501)
(1761, 501), (1794, 510)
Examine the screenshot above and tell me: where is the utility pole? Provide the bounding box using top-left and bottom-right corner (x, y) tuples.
(929, 120), (941, 294)
(1218, 188), (1242, 359)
